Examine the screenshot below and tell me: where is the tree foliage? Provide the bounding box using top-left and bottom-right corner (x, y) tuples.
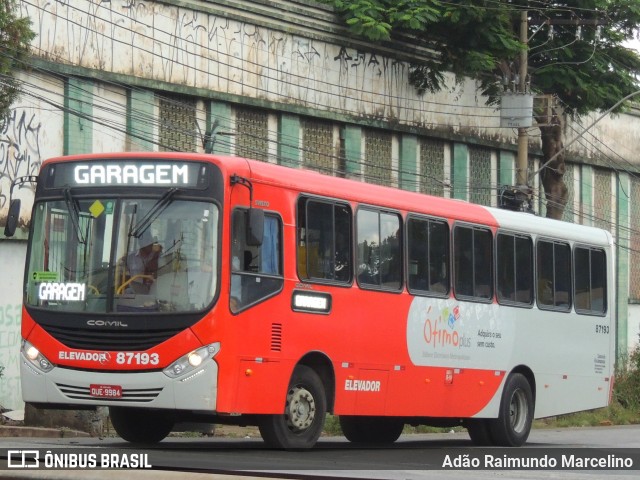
(0, 0), (35, 119)
(326, 0), (640, 113)
(613, 336), (640, 411)
(323, 0), (640, 217)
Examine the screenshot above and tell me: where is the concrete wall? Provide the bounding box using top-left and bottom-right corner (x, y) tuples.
(20, 0), (459, 129)
(628, 305), (640, 356)
(14, 0), (640, 163)
(0, 240), (26, 410)
(1, 71), (64, 230)
(0, 70), (58, 410)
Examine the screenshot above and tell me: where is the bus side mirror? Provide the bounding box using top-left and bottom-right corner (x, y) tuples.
(3, 199), (21, 238)
(246, 208), (264, 247)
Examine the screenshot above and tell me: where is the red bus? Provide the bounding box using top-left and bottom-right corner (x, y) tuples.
(6, 152), (614, 449)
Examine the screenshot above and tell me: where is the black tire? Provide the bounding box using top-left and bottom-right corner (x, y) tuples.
(465, 418), (494, 446)
(488, 373), (534, 447)
(259, 365), (327, 449)
(109, 407), (174, 444)
(339, 416), (404, 444)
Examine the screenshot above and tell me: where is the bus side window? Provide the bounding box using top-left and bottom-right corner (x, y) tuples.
(575, 246), (607, 315)
(231, 209), (283, 313)
(297, 197), (352, 284)
(496, 233), (533, 305)
(536, 239), (572, 311)
(453, 225), (492, 300)
(407, 216), (449, 296)
(356, 208), (402, 291)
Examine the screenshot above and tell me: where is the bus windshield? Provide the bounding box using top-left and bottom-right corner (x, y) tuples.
(25, 196), (218, 314)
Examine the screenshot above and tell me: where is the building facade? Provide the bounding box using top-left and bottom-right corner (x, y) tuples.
(1, 0), (639, 409)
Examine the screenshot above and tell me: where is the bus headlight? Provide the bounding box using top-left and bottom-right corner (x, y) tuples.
(163, 342), (220, 378)
(22, 340), (55, 373)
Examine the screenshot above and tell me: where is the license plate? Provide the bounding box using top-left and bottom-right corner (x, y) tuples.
(89, 384), (122, 398)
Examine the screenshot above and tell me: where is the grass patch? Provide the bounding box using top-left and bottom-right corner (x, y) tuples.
(534, 402), (640, 429)
(323, 415), (342, 436)
(403, 425), (465, 434)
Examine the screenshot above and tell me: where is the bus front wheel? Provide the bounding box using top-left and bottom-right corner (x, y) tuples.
(259, 365), (327, 449)
(339, 416), (404, 444)
(489, 373), (534, 447)
(109, 406), (174, 444)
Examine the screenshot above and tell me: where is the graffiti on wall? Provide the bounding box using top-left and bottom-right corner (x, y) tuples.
(22, 0), (441, 124)
(0, 303), (22, 410)
(0, 108), (43, 225)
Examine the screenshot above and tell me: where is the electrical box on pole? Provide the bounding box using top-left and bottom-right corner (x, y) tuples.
(500, 93), (534, 128)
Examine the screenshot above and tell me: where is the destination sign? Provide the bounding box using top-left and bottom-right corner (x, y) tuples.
(48, 161), (207, 188)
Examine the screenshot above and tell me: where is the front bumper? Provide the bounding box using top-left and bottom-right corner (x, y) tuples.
(20, 353), (218, 412)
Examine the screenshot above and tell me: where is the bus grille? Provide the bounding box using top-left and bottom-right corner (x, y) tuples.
(56, 383), (163, 403)
(43, 325), (183, 351)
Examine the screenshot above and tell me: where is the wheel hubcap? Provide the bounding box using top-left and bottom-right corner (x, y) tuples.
(509, 388), (528, 434)
(285, 386), (316, 432)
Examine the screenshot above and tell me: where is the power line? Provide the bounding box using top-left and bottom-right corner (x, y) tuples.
(16, 0), (517, 121)
(1, 66), (636, 220)
(5, 67), (639, 228)
(6, 2), (640, 228)
(10, 68), (640, 266)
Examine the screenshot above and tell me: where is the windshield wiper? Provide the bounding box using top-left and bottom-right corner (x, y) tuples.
(129, 188), (179, 239)
(63, 187), (86, 244)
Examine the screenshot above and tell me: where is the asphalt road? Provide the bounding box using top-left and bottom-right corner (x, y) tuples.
(0, 425), (639, 479)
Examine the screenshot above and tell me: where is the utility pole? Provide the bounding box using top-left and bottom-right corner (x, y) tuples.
(504, 10), (605, 213)
(516, 9), (528, 190)
(497, 9), (533, 211)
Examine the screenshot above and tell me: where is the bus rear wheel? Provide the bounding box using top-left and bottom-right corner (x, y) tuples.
(465, 418), (494, 446)
(259, 365), (327, 449)
(339, 416), (404, 444)
(488, 373), (533, 447)
(109, 406), (174, 444)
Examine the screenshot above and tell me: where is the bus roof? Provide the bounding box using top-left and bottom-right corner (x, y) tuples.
(240, 158), (612, 247)
(237, 157), (498, 227)
(488, 206), (613, 247)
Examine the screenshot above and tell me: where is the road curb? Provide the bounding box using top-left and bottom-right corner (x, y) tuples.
(0, 426), (90, 438)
